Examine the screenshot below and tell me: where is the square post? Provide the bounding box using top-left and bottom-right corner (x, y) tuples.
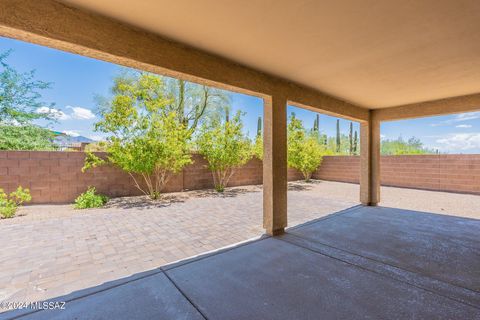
(263, 94), (287, 235)
(360, 111), (381, 205)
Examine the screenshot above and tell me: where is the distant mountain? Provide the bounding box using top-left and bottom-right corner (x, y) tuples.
(52, 132), (94, 145)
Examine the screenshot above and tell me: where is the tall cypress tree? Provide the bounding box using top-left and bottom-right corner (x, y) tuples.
(313, 114), (319, 132)
(353, 130), (358, 155)
(349, 122), (353, 155)
(256, 116), (262, 136)
(336, 119), (341, 153)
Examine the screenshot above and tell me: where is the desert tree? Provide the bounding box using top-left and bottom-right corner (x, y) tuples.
(84, 73), (192, 199)
(288, 113), (324, 182)
(0, 50), (56, 150)
(196, 110), (252, 192)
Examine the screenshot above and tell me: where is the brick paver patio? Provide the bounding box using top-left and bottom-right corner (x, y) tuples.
(1, 180), (479, 308)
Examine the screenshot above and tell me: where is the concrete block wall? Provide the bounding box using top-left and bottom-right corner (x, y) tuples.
(381, 154), (480, 194)
(1, 151), (479, 204)
(315, 155), (480, 195)
(0, 151), (303, 204)
(313, 156), (360, 183)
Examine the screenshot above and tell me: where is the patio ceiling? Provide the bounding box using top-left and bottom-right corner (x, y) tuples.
(62, 0), (480, 109)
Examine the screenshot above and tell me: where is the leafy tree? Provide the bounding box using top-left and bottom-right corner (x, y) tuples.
(0, 50), (54, 124)
(84, 141), (108, 152)
(196, 110), (252, 192)
(253, 116), (263, 160)
(85, 73), (192, 199)
(0, 50), (56, 150)
(256, 116), (262, 136)
(288, 114), (324, 181)
(336, 119), (341, 153)
(381, 136), (434, 155)
(353, 130), (358, 155)
(167, 78), (230, 133)
(0, 125), (55, 150)
(348, 122), (353, 155)
(98, 71), (230, 135)
(313, 114), (319, 132)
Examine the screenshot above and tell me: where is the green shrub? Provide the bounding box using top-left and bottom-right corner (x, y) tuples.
(196, 111), (252, 192)
(288, 114), (324, 182)
(74, 187), (108, 209)
(0, 186), (32, 218)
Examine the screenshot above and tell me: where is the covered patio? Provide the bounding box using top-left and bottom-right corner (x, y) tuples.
(1, 0), (480, 318)
(4, 205), (479, 319)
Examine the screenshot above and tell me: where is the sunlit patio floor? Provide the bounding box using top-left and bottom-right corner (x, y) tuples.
(3, 205), (479, 319)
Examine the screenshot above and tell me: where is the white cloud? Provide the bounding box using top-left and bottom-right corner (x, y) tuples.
(66, 106), (96, 120)
(435, 132), (480, 151)
(36, 106), (70, 120)
(380, 134), (386, 140)
(456, 124), (472, 128)
(62, 130), (80, 137)
(431, 112), (480, 127)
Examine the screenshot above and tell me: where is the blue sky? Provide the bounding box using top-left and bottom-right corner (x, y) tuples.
(2, 36), (479, 153)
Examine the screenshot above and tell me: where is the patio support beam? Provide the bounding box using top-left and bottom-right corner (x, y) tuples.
(374, 93), (480, 121)
(0, 0), (368, 122)
(360, 111), (380, 206)
(263, 95), (288, 236)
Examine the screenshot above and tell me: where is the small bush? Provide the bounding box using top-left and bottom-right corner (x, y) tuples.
(74, 187), (108, 209)
(0, 186), (32, 218)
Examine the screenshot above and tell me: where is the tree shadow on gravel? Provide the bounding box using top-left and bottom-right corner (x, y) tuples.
(188, 186), (261, 198)
(104, 185), (262, 209)
(288, 180), (321, 192)
(104, 195), (187, 210)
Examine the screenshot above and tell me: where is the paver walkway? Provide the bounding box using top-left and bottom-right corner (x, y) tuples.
(1, 180), (479, 308)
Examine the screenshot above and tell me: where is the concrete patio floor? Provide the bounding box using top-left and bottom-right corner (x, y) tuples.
(2, 205), (479, 319)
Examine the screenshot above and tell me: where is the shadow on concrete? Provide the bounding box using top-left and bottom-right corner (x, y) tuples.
(2, 205), (479, 319)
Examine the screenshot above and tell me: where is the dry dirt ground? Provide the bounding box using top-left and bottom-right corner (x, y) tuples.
(0, 180), (478, 307)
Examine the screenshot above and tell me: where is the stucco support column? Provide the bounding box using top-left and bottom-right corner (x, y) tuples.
(263, 94), (288, 235)
(360, 111), (381, 206)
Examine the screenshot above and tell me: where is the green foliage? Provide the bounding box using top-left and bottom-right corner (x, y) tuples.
(252, 116), (263, 160)
(196, 110), (252, 192)
(381, 137), (435, 155)
(0, 50), (57, 151)
(348, 122), (353, 155)
(0, 125), (55, 150)
(353, 130), (358, 154)
(81, 152), (106, 172)
(0, 50), (54, 124)
(252, 134), (263, 160)
(91, 73), (192, 199)
(74, 187), (108, 209)
(97, 71), (230, 135)
(313, 114), (320, 132)
(84, 141), (108, 152)
(0, 186), (31, 218)
(335, 119), (341, 153)
(256, 116), (262, 136)
(288, 114), (324, 181)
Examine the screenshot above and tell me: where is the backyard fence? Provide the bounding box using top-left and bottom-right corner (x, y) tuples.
(0, 151), (479, 204)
